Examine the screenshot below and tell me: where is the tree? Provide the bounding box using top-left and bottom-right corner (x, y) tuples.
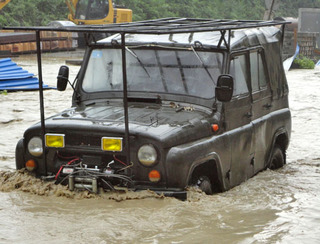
(0, 0), (67, 27)
(277, 0), (320, 17)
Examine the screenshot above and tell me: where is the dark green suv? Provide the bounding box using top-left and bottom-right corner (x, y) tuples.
(14, 18), (291, 199)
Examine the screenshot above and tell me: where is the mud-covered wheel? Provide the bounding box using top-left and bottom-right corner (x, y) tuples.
(195, 176), (213, 195)
(269, 145), (285, 170)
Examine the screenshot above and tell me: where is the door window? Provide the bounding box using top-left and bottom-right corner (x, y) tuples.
(229, 54), (249, 97)
(250, 51), (268, 92)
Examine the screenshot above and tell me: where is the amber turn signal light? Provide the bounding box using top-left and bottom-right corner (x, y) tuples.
(148, 170), (161, 182)
(212, 124), (219, 132)
(25, 159), (37, 171)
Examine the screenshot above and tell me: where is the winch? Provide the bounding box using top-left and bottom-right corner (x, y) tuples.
(56, 162), (133, 194)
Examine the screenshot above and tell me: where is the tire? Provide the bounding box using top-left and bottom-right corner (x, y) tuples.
(195, 176), (213, 195)
(269, 145), (285, 170)
(15, 139), (25, 169)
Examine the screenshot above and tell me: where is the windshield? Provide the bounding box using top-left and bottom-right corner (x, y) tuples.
(75, 0), (109, 20)
(82, 48), (223, 99)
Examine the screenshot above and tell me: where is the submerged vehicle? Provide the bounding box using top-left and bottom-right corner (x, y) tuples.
(10, 18), (291, 199)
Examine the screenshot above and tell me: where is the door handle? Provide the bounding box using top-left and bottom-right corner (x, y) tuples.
(245, 112), (252, 118)
(263, 103), (272, 109)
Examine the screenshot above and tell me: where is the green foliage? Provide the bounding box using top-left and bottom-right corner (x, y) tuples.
(293, 55), (315, 69)
(121, 0), (267, 21)
(122, 0), (320, 21)
(0, 90), (8, 95)
(277, 0), (320, 17)
(0, 0), (68, 27)
(1, 0), (320, 26)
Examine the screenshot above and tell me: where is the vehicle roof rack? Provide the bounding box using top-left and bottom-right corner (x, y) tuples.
(3, 17), (289, 34)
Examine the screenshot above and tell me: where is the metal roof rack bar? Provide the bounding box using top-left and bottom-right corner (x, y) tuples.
(3, 18), (289, 35)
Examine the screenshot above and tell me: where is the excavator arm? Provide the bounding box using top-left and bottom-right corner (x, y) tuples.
(65, 0), (78, 19)
(0, 0), (11, 10)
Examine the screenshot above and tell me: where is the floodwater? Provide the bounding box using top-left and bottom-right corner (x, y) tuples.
(1, 53), (320, 243)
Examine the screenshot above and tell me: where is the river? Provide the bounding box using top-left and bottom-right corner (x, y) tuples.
(0, 53), (319, 243)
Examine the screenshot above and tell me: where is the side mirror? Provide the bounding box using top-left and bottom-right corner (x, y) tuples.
(57, 65), (69, 91)
(216, 75), (234, 102)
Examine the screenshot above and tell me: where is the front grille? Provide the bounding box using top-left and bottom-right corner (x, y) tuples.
(65, 133), (101, 148)
(55, 151), (128, 170)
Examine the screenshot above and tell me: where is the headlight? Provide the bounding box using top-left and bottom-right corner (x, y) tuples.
(45, 134), (65, 148)
(138, 144), (158, 166)
(28, 137), (43, 157)
(102, 137), (122, 152)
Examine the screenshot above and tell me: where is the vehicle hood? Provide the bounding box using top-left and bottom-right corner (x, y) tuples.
(41, 103), (215, 148)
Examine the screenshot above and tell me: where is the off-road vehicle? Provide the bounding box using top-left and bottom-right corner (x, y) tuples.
(12, 18), (291, 199)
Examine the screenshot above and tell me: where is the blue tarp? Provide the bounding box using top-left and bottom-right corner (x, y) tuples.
(283, 44), (300, 71)
(0, 58), (53, 91)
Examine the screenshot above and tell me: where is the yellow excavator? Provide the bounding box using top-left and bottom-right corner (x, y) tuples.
(0, 0), (132, 25)
(66, 0), (132, 25)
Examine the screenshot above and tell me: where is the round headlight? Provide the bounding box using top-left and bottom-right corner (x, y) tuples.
(28, 137), (43, 157)
(138, 144), (158, 166)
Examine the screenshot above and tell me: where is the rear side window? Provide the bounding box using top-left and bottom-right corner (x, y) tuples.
(229, 54), (249, 97)
(250, 51), (267, 92)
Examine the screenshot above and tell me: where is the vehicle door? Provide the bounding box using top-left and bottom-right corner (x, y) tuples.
(249, 49), (273, 173)
(224, 52), (255, 187)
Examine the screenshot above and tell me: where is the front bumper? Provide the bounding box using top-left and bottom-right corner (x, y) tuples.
(16, 138), (188, 200)
(151, 189), (187, 200)
(65, 173), (187, 200)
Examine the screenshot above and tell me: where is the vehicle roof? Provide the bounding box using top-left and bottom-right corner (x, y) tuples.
(98, 25), (281, 50)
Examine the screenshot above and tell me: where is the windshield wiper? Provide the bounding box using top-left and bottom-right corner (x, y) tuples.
(191, 46), (216, 86)
(125, 47), (151, 78)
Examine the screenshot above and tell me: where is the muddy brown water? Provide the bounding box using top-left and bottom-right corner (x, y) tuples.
(1, 53), (320, 243)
